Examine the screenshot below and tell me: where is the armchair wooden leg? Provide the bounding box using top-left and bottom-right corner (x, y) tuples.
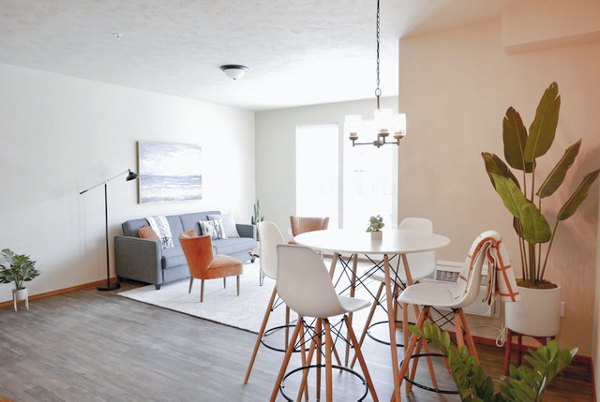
(200, 279), (205, 303)
(188, 277), (194, 294)
(244, 287), (278, 384)
(270, 320), (303, 402)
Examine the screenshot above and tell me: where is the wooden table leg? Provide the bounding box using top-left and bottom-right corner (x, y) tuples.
(384, 254), (401, 402)
(345, 254), (358, 366)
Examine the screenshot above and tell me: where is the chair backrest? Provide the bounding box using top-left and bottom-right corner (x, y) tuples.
(277, 245), (345, 318)
(179, 234), (214, 278)
(290, 216), (329, 237)
(450, 231), (500, 308)
(399, 217), (436, 281)
(258, 221), (285, 280)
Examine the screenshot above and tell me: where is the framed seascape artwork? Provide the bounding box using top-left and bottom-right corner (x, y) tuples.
(137, 141), (203, 203)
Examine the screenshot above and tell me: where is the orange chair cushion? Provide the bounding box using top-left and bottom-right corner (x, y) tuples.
(205, 255), (243, 279)
(138, 225), (159, 240)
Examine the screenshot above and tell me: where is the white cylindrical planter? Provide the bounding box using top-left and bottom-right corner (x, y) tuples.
(505, 284), (561, 337)
(370, 231), (383, 241)
(12, 288), (29, 312)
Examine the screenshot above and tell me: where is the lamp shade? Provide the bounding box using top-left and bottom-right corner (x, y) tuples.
(126, 170), (138, 181)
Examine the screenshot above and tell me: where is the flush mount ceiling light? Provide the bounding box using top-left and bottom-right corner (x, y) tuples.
(220, 64), (249, 80)
(345, 0), (406, 148)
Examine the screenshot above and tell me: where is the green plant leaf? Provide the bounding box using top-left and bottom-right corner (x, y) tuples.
(492, 174), (551, 243)
(503, 107), (533, 172)
(557, 169), (600, 221)
(536, 140), (581, 198)
(482, 152), (521, 190)
(524, 82), (561, 162)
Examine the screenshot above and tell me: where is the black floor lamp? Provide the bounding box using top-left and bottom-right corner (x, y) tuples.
(80, 169), (138, 291)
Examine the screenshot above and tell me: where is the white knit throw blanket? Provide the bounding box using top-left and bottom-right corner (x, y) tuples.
(146, 216), (174, 249)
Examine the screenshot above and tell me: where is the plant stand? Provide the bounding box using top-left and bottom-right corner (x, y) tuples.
(504, 328), (555, 375)
(12, 288), (29, 312)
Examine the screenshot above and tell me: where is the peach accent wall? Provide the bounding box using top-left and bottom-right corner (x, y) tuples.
(399, 20), (600, 355)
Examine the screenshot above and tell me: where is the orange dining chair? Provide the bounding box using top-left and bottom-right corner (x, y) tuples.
(180, 233), (243, 302)
(289, 216), (329, 244)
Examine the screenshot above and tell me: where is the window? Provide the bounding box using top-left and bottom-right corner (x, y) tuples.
(295, 124), (339, 228)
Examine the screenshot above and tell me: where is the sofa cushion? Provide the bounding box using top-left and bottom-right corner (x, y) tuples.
(213, 237), (256, 256)
(161, 246), (187, 269)
(180, 211), (221, 235)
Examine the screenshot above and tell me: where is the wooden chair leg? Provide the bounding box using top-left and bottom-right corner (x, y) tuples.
(406, 337), (424, 394)
(517, 334), (523, 366)
(344, 316), (379, 401)
(504, 328), (513, 376)
(421, 336), (439, 390)
(454, 311), (465, 348)
(397, 307), (427, 398)
(316, 318), (323, 401)
(188, 277), (194, 293)
(270, 320), (303, 402)
(200, 279), (205, 303)
(324, 319), (334, 402)
(244, 287), (278, 384)
(459, 309), (479, 363)
(285, 306), (290, 350)
(296, 318), (320, 401)
(236, 275), (240, 296)
(351, 282), (384, 369)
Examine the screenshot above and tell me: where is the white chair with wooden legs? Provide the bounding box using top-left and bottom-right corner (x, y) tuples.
(394, 231), (497, 396)
(244, 221), (292, 384)
(270, 245), (379, 402)
(352, 218), (436, 368)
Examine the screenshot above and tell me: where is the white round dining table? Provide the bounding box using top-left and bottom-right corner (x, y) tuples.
(293, 228), (451, 400)
(293, 228), (450, 255)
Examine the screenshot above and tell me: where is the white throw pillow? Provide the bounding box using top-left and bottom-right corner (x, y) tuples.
(208, 213), (239, 238)
(199, 219), (228, 240)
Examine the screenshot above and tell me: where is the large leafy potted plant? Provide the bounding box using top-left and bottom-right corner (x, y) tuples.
(0, 248), (40, 311)
(414, 321), (576, 401)
(482, 82), (599, 336)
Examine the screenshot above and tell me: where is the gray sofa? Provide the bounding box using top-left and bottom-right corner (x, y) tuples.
(115, 211), (256, 289)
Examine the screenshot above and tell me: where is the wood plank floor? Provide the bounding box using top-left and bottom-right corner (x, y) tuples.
(0, 283), (593, 401)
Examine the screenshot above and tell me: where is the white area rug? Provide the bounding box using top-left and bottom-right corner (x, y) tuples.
(118, 259), (388, 335)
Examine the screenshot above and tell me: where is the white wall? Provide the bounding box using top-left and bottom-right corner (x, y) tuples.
(399, 15), (600, 354)
(255, 97), (397, 237)
(0, 62), (255, 303)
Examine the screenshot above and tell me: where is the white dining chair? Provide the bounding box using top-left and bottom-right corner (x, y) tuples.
(395, 231), (500, 395)
(270, 245), (379, 402)
(243, 221), (291, 384)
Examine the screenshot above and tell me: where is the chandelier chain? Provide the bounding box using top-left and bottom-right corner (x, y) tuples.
(375, 0), (381, 101)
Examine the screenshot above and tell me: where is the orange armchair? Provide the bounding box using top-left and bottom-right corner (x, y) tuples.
(180, 234), (243, 302)
(289, 216), (329, 244)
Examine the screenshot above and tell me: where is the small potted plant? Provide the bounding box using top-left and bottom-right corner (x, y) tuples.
(0, 248), (40, 311)
(367, 215), (384, 240)
(482, 82), (600, 337)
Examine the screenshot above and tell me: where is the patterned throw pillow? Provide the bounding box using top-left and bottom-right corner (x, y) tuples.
(199, 219), (228, 240)
(207, 213), (240, 238)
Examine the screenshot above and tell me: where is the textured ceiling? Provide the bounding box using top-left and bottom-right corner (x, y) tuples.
(0, 0), (517, 111)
